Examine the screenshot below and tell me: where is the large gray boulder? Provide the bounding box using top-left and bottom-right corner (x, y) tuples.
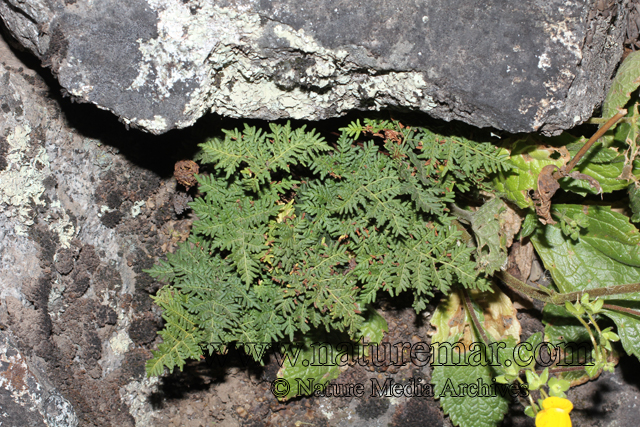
(0, 0), (629, 135)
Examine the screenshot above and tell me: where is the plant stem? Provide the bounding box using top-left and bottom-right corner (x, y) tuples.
(461, 289), (491, 345)
(495, 271), (559, 302)
(517, 376), (538, 414)
(540, 388), (549, 400)
(496, 271), (640, 305)
(546, 366), (587, 375)
(586, 311), (607, 362)
(587, 117), (633, 125)
(571, 312), (601, 363)
(553, 111), (626, 180)
(449, 204), (474, 224)
(602, 303), (640, 318)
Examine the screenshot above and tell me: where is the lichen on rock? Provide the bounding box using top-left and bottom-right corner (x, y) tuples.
(1, 0), (626, 134)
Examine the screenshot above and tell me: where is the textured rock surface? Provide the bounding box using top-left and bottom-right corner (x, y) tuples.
(0, 332), (78, 427)
(0, 33), (179, 426)
(0, 0), (629, 135)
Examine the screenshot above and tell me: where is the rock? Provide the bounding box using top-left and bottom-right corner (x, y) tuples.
(0, 33), (175, 426)
(0, 0), (630, 135)
(2, 9), (640, 427)
(53, 246), (79, 275)
(0, 331), (79, 427)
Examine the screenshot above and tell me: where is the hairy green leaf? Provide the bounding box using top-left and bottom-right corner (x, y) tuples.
(611, 100), (640, 181)
(492, 138), (566, 208)
(493, 133), (640, 207)
(600, 308), (640, 359)
(602, 51), (640, 119)
(629, 184), (640, 223)
(277, 310), (388, 401)
(432, 337), (511, 427)
(358, 308), (388, 345)
(532, 205), (640, 361)
(530, 204), (640, 299)
(276, 334), (342, 401)
(466, 198), (519, 274)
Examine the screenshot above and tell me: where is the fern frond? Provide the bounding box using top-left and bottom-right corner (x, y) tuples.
(146, 287), (204, 376)
(147, 119), (509, 379)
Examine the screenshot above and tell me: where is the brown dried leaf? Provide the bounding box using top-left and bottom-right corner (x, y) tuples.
(566, 171), (602, 194)
(507, 240), (534, 284)
(533, 164), (561, 224)
(174, 160), (199, 189)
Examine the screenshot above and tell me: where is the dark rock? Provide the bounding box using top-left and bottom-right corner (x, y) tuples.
(0, 35), (169, 426)
(0, 0), (630, 135)
(120, 349), (152, 381)
(0, 332), (78, 427)
(93, 263), (123, 295)
(64, 272), (90, 299)
(129, 317), (159, 345)
(77, 244), (100, 274)
(95, 305), (117, 327)
(355, 396), (391, 420)
(0, 136), (7, 171)
(105, 191), (123, 210)
(389, 397), (444, 427)
(54, 247), (77, 275)
(100, 210), (122, 228)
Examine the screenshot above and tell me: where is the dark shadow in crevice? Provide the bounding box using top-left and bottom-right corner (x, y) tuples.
(0, 23), (201, 178)
(147, 348), (268, 410)
(618, 353), (640, 390)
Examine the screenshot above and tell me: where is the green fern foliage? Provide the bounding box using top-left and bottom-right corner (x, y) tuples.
(145, 119), (509, 376)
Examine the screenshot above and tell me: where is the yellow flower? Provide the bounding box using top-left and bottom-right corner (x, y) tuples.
(536, 396), (573, 427)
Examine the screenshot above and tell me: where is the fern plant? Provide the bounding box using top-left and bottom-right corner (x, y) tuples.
(145, 119), (509, 377)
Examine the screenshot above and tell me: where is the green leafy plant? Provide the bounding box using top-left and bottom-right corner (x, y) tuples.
(144, 119), (508, 383)
(144, 51), (640, 427)
(436, 51), (640, 427)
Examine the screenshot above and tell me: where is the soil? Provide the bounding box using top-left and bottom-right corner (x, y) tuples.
(137, 293), (640, 427)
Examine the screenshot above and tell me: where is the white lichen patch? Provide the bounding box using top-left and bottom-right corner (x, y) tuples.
(132, 0), (237, 99)
(538, 53), (551, 70)
(132, 0), (435, 130)
(120, 376), (160, 427)
(131, 200), (146, 218)
(209, 65), (435, 121)
(136, 115), (168, 134)
(128, 62), (152, 91)
(109, 330), (134, 356)
(202, 13), (433, 120)
(98, 204), (113, 217)
(47, 200), (76, 248)
(272, 24), (348, 60)
(531, 66), (576, 128)
(543, 18), (582, 61)
(523, 11), (582, 128)
(0, 124), (47, 236)
(6, 124), (31, 155)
